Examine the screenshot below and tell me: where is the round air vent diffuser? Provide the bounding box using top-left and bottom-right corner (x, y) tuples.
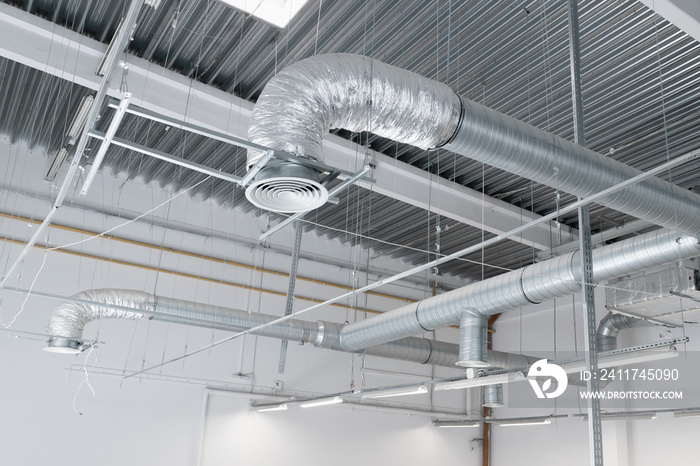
(245, 163), (329, 213)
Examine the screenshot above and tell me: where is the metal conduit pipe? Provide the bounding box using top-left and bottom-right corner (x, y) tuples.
(248, 53), (700, 235)
(339, 229), (700, 352)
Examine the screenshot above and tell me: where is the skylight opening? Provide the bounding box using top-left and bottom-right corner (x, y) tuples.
(218, 0), (310, 28)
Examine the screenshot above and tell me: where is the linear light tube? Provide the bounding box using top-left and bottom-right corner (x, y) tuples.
(433, 420), (480, 428)
(299, 396), (343, 408)
(80, 92), (131, 195)
(218, 0), (310, 28)
(252, 403), (288, 412)
(583, 413), (657, 421)
(497, 418), (551, 427)
(674, 410), (700, 418)
(435, 347), (677, 392)
(67, 95), (95, 143)
(362, 385), (428, 400)
(45, 147), (69, 182)
(434, 371), (525, 391)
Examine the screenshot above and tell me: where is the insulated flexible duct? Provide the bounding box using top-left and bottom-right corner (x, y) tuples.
(247, 53), (460, 167)
(339, 229), (700, 351)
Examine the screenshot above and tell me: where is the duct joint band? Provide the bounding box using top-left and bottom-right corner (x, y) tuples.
(423, 339), (434, 365)
(415, 301), (431, 332)
(520, 267), (541, 305)
(435, 94), (465, 148)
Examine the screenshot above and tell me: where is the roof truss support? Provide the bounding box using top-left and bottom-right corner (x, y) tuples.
(0, 2), (575, 251)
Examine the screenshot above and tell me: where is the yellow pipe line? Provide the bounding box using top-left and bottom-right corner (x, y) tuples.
(0, 236), (382, 315)
(0, 211), (414, 304)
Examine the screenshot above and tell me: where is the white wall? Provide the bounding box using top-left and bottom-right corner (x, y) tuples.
(490, 291), (700, 466)
(3, 138), (700, 465)
(0, 140), (476, 466)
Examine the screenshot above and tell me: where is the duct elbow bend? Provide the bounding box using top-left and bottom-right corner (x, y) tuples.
(245, 54), (461, 213)
(596, 311), (655, 353)
(247, 53), (461, 166)
(456, 310), (489, 368)
(45, 289), (155, 354)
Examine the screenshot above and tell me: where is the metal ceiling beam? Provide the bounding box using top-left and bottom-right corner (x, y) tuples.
(535, 218), (654, 261)
(0, 2), (575, 251)
(639, 0), (700, 43)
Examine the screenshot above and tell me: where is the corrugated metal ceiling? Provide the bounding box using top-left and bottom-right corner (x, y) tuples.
(1, 0), (699, 281)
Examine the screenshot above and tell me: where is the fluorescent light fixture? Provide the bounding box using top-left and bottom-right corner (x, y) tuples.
(67, 95), (95, 143)
(362, 385), (428, 400)
(583, 413), (657, 421)
(80, 92), (131, 196)
(494, 418), (552, 427)
(674, 410), (700, 418)
(252, 403), (288, 412)
(433, 420), (480, 428)
(436, 347), (677, 392)
(218, 0), (310, 28)
(299, 396), (343, 408)
(45, 147), (70, 182)
(435, 371), (525, 391)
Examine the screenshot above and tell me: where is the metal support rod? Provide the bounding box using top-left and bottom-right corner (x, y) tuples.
(0, 0), (144, 291)
(87, 131), (243, 184)
(80, 92), (132, 195)
(277, 221), (304, 374)
(536, 218), (652, 260)
(241, 150), (274, 186)
(568, 0), (604, 463)
(260, 164), (372, 241)
(107, 100), (272, 154)
(126, 146), (700, 377)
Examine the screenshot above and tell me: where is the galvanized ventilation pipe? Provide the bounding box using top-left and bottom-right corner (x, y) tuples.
(458, 312), (488, 367)
(483, 384), (504, 408)
(339, 229), (700, 359)
(45, 288), (670, 375)
(596, 312), (656, 352)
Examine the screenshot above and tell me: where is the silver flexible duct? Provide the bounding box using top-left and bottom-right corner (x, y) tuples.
(339, 229), (700, 351)
(247, 53), (460, 167)
(47, 289), (155, 339)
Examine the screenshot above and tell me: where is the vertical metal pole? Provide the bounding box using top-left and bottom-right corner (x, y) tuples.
(277, 221), (304, 374)
(568, 1), (604, 464)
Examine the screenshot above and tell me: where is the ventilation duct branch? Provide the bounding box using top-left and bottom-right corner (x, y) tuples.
(338, 230), (700, 352)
